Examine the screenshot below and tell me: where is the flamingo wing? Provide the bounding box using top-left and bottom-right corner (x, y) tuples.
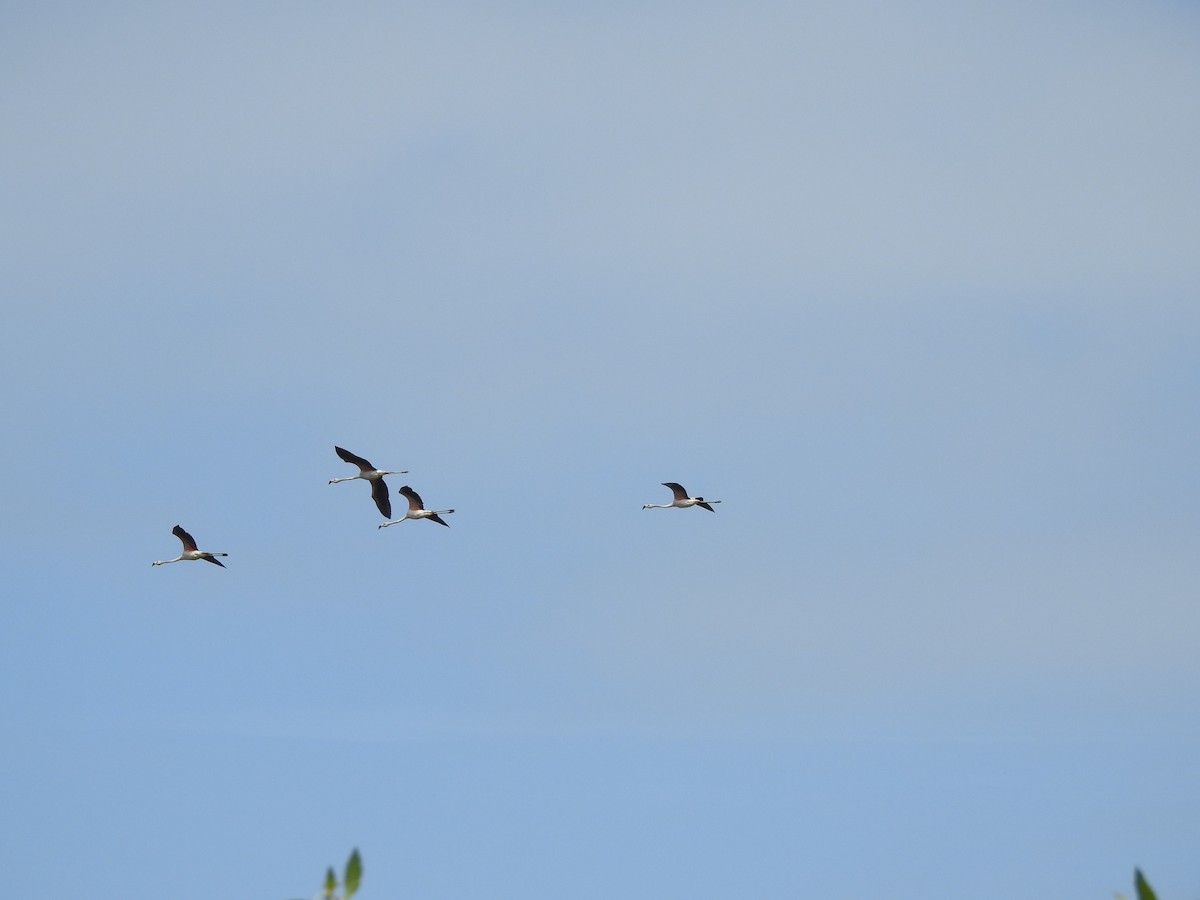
(370, 478), (392, 518)
(172, 525), (199, 552)
(335, 446), (374, 471)
(398, 485), (424, 510)
(662, 482), (689, 501)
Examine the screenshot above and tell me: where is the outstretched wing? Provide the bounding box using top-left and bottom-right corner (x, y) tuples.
(427, 513), (451, 527)
(201, 555), (227, 568)
(697, 501), (717, 512)
(172, 525), (199, 552)
(371, 479), (392, 518)
(335, 446), (373, 471)
(398, 485), (424, 510)
(662, 482), (689, 501)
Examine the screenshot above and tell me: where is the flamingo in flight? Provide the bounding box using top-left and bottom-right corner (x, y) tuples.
(152, 525), (229, 567)
(379, 485), (455, 528)
(642, 482), (721, 512)
(328, 446), (408, 518)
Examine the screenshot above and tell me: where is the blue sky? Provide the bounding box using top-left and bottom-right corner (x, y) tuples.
(2, 2), (1199, 897)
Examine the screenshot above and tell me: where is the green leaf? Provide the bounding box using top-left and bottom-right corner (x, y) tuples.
(323, 865), (337, 899)
(1135, 868), (1158, 900)
(344, 849), (363, 898)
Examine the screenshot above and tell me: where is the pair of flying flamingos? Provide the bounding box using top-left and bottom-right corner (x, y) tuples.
(152, 447), (720, 567)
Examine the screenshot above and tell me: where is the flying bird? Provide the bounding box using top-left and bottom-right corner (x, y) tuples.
(152, 525), (229, 567)
(642, 482), (721, 512)
(328, 446), (408, 518)
(379, 485), (455, 528)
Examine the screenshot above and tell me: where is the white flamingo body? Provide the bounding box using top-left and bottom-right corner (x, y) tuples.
(328, 445), (407, 518)
(152, 525), (229, 567)
(379, 485), (455, 528)
(642, 482), (721, 512)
